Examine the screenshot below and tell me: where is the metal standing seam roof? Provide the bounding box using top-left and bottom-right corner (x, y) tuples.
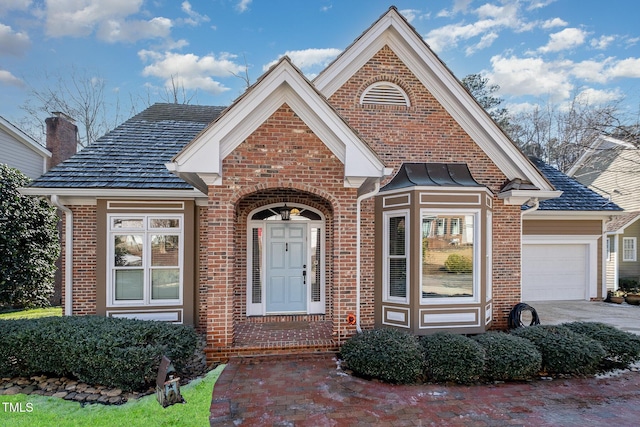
(526, 157), (622, 212)
(29, 103), (226, 190)
(380, 162), (483, 192)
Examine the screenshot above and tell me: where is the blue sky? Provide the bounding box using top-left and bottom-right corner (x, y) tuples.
(1, 0), (639, 142)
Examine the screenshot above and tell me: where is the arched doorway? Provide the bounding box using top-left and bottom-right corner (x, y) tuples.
(246, 203), (326, 316)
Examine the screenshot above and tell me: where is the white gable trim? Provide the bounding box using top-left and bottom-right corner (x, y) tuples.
(168, 59), (388, 192)
(0, 116), (51, 158)
(314, 8), (553, 192)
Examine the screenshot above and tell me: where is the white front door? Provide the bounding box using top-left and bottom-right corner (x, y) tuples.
(266, 223), (307, 313)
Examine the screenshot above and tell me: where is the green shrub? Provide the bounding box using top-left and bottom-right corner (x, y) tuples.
(511, 325), (605, 375)
(340, 328), (423, 384)
(562, 322), (640, 368)
(443, 254), (472, 273)
(0, 315), (203, 391)
(0, 164), (60, 308)
(472, 332), (542, 381)
(420, 332), (484, 383)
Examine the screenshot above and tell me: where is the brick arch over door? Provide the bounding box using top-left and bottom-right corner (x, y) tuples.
(234, 187), (335, 321)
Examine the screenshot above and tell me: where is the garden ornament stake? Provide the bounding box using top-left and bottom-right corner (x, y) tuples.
(156, 356), (185, 408)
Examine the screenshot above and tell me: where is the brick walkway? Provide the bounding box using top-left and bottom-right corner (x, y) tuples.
(210, 354), (640, 426)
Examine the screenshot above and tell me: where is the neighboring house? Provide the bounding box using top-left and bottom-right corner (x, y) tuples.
(568, 135), (640, 290)
(22, 8), (618, 362)
(0, 115), (50, 179)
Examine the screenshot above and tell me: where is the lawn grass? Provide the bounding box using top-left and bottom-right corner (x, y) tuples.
(0, 365), (224, 427)
(0, 306), (63, 320)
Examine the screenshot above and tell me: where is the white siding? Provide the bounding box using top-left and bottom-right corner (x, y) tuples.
(0, 126), (47, 179)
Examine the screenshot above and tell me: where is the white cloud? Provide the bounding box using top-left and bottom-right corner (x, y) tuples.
(607, 57), (640, 79)
(43, 0), (173, 43)
(0, 23), (30, 56)
(574, 88), (623, 105)
(0, 0), (32, 14)
(437, 0), (472, 18)
(44, 0), (142, 37)
(0, 68), (25, 87)
(527, 0), (558, 11)
(139, 50), (245, 94)
(399, 9), (420, 23)
(541, 17), (567, 29)
(590, 35), (616, 50)
(181, 1), (210, 26)
(236, 0), (251, 13)
(97, 17), (172, 43)
(426, 2), (522, 53)
(570, 59), (610, 83)
(538, 27), (587, 53)
(262, 48), (341, 72)
(488, 55), (573, 101)
(465, 32), (498, 55)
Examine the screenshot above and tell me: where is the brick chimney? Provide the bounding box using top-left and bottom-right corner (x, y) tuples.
(45, 112), (78, 170)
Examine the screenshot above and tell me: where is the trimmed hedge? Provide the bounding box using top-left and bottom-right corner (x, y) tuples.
(511, 325), (605, 375)
(562, 322), (640, 368)
(472, 332), (542, 381)
(0, 316), (203, 391)
(340, 328), (423, 384)
(420, 333), (485, 384)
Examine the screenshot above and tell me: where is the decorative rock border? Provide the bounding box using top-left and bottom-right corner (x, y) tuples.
(0, 375), (154, 405)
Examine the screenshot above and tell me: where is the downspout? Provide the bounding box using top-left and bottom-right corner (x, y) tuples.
(355, 180), (381, 333)
(51, 195), (73, 316)
(521, 198), (540, 216)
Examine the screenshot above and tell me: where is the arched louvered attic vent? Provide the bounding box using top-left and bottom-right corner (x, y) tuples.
(360, 82), (410, 107)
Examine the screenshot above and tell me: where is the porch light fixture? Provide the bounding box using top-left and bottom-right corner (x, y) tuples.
(280, 204), (291, 221)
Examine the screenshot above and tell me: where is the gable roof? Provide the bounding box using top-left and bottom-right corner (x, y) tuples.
(526, 158), (622, 212)
(314, 7), (554, 194)
(28, 104), (224, 192)
(607, 211), (640, 233)
(567, 135), (635, 177)
(168, 57), (390, 192)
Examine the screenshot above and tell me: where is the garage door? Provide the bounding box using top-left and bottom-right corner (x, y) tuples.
(522, 244), (588, 301)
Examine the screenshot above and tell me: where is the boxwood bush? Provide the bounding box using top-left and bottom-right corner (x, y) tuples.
(339, 328), (423, 384)
(511, 325), (605, 376)
(0, 315), (203, 391)
(420, 332), (485, 384)
(561, 322), (640, 368)
(472, 332), (542, 381)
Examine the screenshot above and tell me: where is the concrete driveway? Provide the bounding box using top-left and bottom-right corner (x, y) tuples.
(523, 300), (640, 334)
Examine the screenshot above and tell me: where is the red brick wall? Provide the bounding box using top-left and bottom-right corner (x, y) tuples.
(61, 205), (97, 315)
(202, 104), (361, 350)
(328, 46), (520, 329)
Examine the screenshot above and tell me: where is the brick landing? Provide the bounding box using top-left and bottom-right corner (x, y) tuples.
(211, 355), (640, 426)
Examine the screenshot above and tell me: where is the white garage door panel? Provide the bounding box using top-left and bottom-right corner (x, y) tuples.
(522, 244), (588, 301)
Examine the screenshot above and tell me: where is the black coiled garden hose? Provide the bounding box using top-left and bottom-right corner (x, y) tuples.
(508, 302), (540, 329)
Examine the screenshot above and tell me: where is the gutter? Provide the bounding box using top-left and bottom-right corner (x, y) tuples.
(355, 180), (381, 333)
(51, 195), (73, 316)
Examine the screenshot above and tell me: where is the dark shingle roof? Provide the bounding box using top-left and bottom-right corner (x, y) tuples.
(30, 103), (225, 190)
(527, 157), (622, 212)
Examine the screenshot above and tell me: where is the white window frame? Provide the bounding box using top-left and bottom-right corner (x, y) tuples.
(420, 209), (481, 304)
(107, 214), (184, 307)
(623, 237), (637, 262)
(383, 210), (410, 304)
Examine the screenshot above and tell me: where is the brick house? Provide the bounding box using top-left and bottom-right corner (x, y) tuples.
(24, 8), (619, 362)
